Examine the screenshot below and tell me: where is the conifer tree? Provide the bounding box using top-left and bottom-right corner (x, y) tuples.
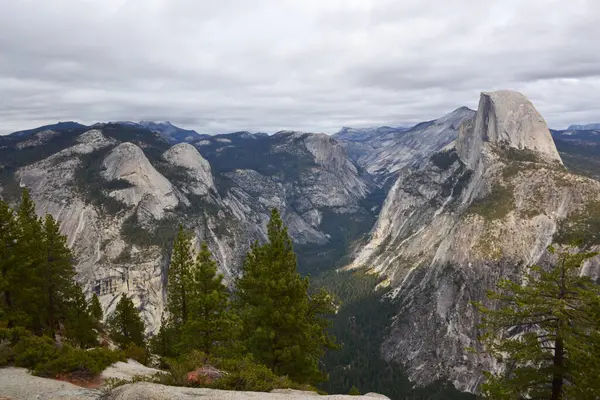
(0, 198), (17, 326)
(475, 246), (600, 400)
(150, 312), (178, 358)
(236, 209), (337, 384)
(13, 190), (44, 331)
(66, 284), (98, 348)
(89, 293), (103, 325)
(166, 225), (194, 328)
(107, 294), (146, 349)
(39, 214), (77, 338)
(180, 242), (239, 355)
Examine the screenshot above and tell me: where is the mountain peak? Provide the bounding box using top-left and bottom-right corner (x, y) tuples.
(567, 123), (600, 131)
(457, 90), (562, 168)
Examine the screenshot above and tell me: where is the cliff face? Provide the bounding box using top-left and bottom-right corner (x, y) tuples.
(348, 91), (600, 391)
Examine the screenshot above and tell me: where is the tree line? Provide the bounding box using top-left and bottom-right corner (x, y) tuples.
(0, 193), (336, 386)
(151, 208), (337, 384)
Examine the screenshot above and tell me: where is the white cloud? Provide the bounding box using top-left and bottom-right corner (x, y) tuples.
(0, 0), (599, 134)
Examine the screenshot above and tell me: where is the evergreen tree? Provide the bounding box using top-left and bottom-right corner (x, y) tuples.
(236, 209), (337, 384)
(475, 246), (600, 400)
(149, 312), (178, 358)
(166, 225), (194, 328)
(89, 293), (103, 325)
(107, 294), (146, 349)
(66, 284), (98, 348)
(13, 190), (44, 331)
(180, 242), (239, 356)
(0, 198), (17, 326)
(39, 214), (77, 338)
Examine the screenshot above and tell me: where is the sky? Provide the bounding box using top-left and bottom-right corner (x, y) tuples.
(1, 0), (599, 135)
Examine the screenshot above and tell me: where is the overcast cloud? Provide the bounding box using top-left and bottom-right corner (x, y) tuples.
(1, 0), (599, 134)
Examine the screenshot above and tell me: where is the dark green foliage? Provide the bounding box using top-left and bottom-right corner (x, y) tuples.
(159, 350), (314, 392)
(120, 212), (179, 250)
(10, 333), (123, 378)
(430, 149), (459, 170)
(348, 385), (360, 395)
(236, 209), (337, 384)
(89, 293), (103, 324)
(167, 225), (194, 328)
(1, 191), (92, 339)
(315, 271), (475, 399)
(107, 294), (146, 349)
(555, 201), (600, 247)
(39, 214), (78, 338)
(180, 242), (240, 356)
(149, 313), (179, 359)
(295, 207), (377, 276)
(65, 285), (98, 348)
(555, 139), (600, 180)
(474, 247), (600, 399)
(469, 184), (515, 220)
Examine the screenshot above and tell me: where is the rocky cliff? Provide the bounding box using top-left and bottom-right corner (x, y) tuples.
(0, 124), (377, 333)
(334, 107), (475, 184)
(347, 90), (600, 391)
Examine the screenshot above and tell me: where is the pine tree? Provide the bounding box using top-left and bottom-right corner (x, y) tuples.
(39, 214), (77, 338)
(236, 209), (337, 384)
(166, 225), (194, 328)
(180, 242), (239, 356)
(150, 312), (178, 358)
(66, 284), (98, 348)
(0, 198), (17, 326)
(13, 190), (45, 331)
(475, 246), (600, 399)
(107, 294), (146, 349)
(89, 293), (103, 325)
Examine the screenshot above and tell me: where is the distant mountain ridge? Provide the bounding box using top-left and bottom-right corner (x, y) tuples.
(568, 123), (600, 130)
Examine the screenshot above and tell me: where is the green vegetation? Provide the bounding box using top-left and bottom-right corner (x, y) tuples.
(555, 201), (600, 247)
(107, 294), (146, 349)
(0, 190), (128, 379)
(474, 246), (600, 399)
(120, 212), (180, 250)
(313, 270), (474, 400)
(469, 184), (515, 220)
(236, 209), (337, 384)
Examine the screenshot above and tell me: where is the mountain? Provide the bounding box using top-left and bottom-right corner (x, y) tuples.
(9, 121), (89, 138)
(138, 120), (207, 143)
(567, 122), (600, 130)
(0, 122), (380, 333)
(346, 90), (600, 391)
(334, 107), (475, 185)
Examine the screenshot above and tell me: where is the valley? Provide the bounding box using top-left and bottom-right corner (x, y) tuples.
(1, 91), (599, 399)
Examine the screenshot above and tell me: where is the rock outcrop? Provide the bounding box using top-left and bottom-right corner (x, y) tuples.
(457, 91), (562, 168)
(106, 382), (390, 400)
(102, 142), (179, 219)
(348, 90), (600, 391)
(162, 143), (215, 196)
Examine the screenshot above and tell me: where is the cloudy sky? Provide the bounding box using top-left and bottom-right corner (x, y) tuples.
(1, 0), (599, 135)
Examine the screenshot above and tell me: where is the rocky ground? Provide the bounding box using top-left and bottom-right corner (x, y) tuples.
(0, 364), (389, 400)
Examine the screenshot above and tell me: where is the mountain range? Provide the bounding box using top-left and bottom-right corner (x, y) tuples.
(1, 92), (599, 395)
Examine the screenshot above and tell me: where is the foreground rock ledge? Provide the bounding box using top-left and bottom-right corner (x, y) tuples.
(108, 383), (391, 400)
(0, 367), (390, 400)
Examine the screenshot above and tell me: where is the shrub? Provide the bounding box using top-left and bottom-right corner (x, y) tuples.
(158, 351), (314, 392)
(13, 335), (58, 369)
(33, 347), (124, 378)
(123, 343), (150, 365)
(469, 184), (515, 220)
